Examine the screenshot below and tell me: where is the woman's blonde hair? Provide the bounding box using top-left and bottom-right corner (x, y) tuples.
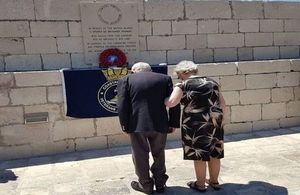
(174, 60), (198, 75)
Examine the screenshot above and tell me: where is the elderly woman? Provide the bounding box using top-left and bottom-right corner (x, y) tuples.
(165, 60), (226, 192)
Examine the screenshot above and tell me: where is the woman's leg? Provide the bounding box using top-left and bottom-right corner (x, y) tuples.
(194, 160), (206, 186)
(208, 157), (220, 183)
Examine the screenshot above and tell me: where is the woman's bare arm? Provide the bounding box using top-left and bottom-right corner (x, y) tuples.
(165, 86), (183, 108)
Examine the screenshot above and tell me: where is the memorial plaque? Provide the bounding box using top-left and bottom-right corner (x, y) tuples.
(80, 1), (139, 65)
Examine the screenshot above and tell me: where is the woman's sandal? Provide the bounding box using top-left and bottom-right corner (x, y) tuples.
(205, 179), (221, 190)
(187, 181), (207, 192)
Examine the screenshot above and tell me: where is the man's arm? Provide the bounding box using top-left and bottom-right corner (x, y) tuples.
(166, 76), (181, 129)
(117, 77), (131, 133)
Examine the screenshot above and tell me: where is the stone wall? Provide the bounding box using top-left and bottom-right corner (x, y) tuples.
(1, 0), (300, 71)
(0, 59), (300, 160)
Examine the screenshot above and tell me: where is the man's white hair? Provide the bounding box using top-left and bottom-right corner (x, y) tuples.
(174, 60), (198, 74)
(131, 62), (152, 73)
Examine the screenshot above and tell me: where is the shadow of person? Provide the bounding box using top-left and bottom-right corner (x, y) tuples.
(0, 169), (18, 183)
(160, 181), (288, 195)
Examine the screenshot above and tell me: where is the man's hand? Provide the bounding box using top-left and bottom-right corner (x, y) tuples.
(168, 127), (176, 133)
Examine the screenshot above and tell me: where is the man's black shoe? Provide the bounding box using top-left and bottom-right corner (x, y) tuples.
(155, 185), (166, 193)
(131, 181), (153, 194)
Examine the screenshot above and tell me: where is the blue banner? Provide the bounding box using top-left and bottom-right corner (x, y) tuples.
(61, 66), (167, 118)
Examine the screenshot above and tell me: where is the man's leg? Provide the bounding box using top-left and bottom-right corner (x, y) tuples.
(148, 132), (168, 191)
(129, 132), (154, 193)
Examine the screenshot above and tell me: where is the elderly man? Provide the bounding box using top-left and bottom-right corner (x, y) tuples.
(117, 62), (180, 194)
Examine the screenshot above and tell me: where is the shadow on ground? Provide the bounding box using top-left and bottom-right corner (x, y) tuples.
(0, 169), (18, 183)
(162, 181), (288, 195)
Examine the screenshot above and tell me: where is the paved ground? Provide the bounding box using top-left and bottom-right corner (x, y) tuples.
(1, 126), (300, 195)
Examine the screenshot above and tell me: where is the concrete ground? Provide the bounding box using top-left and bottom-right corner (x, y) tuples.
(1, 126), (300, 195)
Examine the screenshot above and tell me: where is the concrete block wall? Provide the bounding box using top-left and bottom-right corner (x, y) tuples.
(1, 0), (300, 71)
(1, 59), (300, 160)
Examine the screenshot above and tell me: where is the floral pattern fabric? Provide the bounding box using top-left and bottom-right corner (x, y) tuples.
(178, 76), (224, 161)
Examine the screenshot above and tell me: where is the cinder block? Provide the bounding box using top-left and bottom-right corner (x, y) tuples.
(264, 3), (300, 19)
(0, 145), (32, 161)
(290, 59), (300, 71)
(0, 90), (9, 106)
(237, 60), (290, 74)
(274, 32), (300, 46)
(198, 62), (237, 77)
(245, 33), (273, 47)
(0, 0), (34, 20)
(295, 87), (300, 100)
(253, 120), (280, 131)
(231, 104), (261, 122)
(284, 19), (300, 32)
(246, 74), (277, 89)
(194, 49), (213, 63)
(15, 71), (61, 87)
(253, 47), (279, 60)
(42, 54), (71, 70)
(224, 122), (252, 134)
(223, 106), (231, 125)
(153, 21), (171, 35)
(220, 75), (245, 91)
(5, 55), (42, 71)
(280, 46), (299, 59)
(221, 91), (239, 105)
(198, 20), (218, 34)
(25, 38), (57, 54)
(219, 20), (238, 33)
(239, 20), (259, 32)
(57, 37), (83, 53)
(145, 0), (184, 20)
(280, 117), (300, 127)
(272, 87), (294, 103)
(186, 35), (207, 49)
(138, 51), (167, 65)
(167, 50), (193, 64)
(10, 87), (47, 105)
(147, 35), (185, 50)
(35, 0), (81, 20)
(0, 73), (14, 88)
(138, 21), (152, 36)
(139, 37), (147, 51)
(96, 117), (122, 136)
(107, 133), (130, 148)
(287, 101), (300, 117)
(0, 22), (30, 37)
(0, 124), (49, 145)
(208, 34), (244, 48)
(260, 20), (283, 32)
(53, 119), (95, 141)
(68, 22), (82, 37)
(30, 22), (68, 37)
(30, 140), (75, 156)
(71, 53), (86, 68)
(214, 48), (237, 62)
(0, 38), (24, 55)
(24, 104), (62, 122)
(262, 103), (286, 120)
(172, 20), (197, 35)
(240, 89), (271, 105)
(277, 72), (299, 87)
(232, 2), (263, 19)
(0, 107), (23, 125)
(75, 136), (107, 151)
(185, 1), (231, 19)
(48, 86), (64, 103)
(238, 48), (253, 61)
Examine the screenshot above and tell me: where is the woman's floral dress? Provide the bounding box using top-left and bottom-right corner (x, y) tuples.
(177, 76), (224, 161)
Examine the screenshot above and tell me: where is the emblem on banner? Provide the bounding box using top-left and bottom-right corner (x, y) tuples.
(97, 68), (129, 113)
